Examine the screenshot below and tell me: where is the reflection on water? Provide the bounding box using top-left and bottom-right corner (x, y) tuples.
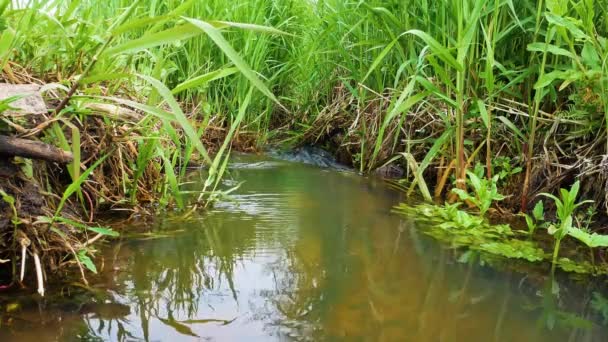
(0, 154), (606, 341)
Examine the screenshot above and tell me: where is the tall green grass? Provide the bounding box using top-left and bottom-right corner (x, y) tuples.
(1, 0), (290, 208)
(3, 0), (608, 212)
(0, 0), (295, 279)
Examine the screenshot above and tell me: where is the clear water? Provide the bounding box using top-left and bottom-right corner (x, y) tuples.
(0, 154), (605, 341)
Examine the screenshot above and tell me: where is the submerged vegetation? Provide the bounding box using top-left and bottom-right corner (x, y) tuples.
(0, 0), (608, 293)
(396, 180), (608, 276)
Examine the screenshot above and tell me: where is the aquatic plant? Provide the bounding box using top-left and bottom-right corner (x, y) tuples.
(395, 203), (546, 263)
(451, 170), (505, 217)
(493, 156), (523, 185)
(540, 181), (599, 270)
(395, 201), (608, 275)
(523, 200), (546, 236)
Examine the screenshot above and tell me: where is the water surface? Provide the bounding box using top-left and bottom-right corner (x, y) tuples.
(0, 154), (605, 341)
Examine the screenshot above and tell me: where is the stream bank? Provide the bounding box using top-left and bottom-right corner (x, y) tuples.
(0, 82), (263, 294)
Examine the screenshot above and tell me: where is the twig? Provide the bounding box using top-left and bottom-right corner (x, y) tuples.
(0, 135), (73, 163)
(85, 233), (104, 246)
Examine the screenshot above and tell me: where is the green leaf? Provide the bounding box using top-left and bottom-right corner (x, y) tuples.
(546, 0), (568, 16)
(561, 216), (573, 238)
(171, 67), (238, 94)
(147, 0), (197, 33)
(506, 0), (523, 28)
(183, 17), (282, 108)
(370, 76), (423, 165)
(544, 13), (587, 40)
(207, 20), (290, 36)
(526, 42), (574, 58)
(0, 189), (14, 206)
(50, 215), (119, 237)
(548, 224), (559, 236)
(581, 42), (601, 67)
(496, 116), (525, 140)
(524, 214), (536, 234)
(136, 74), (213, 165)
(402, 152), (432, 202)
(558, 71), (584, 91)
(110, 15), (171, 36)
(204, 88), (252, 195)
(406, 127), (453, 197)
(361, 36), (402, 84)
(567, 227), (592, 246)
(534, 70), (569, 89)
(451, 188), (473, 202)
(466, 171), (482, 192)
(570, 180), (580, 201)
(533, 200), (544, 221)
(540, 192), (561, 205)
(86, 226), (120, 237)
(476, 100), (490, 129)
(18, 158), (33, 179)
(366, 6), (403, 31)
(0, 27), (15, 62)
(55, 154), (110, 217)
(405, 29), (463, 71)
(104, 23), (201, 56)
(158, 147), (184, 209)
(81, 72), (133, 85)
(492, 193), (506, 201)
(77, 250), (97, 274)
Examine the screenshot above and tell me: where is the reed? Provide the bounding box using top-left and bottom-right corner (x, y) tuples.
(1, 0), (607, 282)
(0, 0), (286, 285)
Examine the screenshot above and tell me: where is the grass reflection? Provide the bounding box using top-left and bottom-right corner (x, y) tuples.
(1, 156), (607, 341)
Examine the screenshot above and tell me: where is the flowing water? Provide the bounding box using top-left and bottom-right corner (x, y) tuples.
(0, 154), (606, 341)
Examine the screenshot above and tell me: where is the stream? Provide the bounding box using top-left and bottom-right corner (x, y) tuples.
(0, 153), (606, 341)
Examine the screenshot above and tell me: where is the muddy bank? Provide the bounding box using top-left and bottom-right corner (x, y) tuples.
(0, 81), (263, 293)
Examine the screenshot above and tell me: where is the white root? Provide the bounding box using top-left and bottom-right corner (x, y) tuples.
(20, 245), (26, 282)
(33, 252), (44, 297)
(16, 231), (31, 283)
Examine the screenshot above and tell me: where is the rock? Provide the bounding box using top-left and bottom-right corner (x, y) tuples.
(374, 163), (405, 179)
(0, 84), (47, 115)
(270, 145), (350, 170)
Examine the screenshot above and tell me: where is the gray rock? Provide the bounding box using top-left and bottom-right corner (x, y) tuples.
(0, 83), (47, 115)
(374, 163), (405, 179)
(269, 146), (350, 170)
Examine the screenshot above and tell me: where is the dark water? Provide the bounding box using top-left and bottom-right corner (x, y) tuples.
(0, 154), (606, 341)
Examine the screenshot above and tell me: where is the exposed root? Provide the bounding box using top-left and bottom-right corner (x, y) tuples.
(33, 252), (43, 297)
(0, 74), (260, 289)
(20, 245), (26, 282)
(16, 230), (30, 282)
